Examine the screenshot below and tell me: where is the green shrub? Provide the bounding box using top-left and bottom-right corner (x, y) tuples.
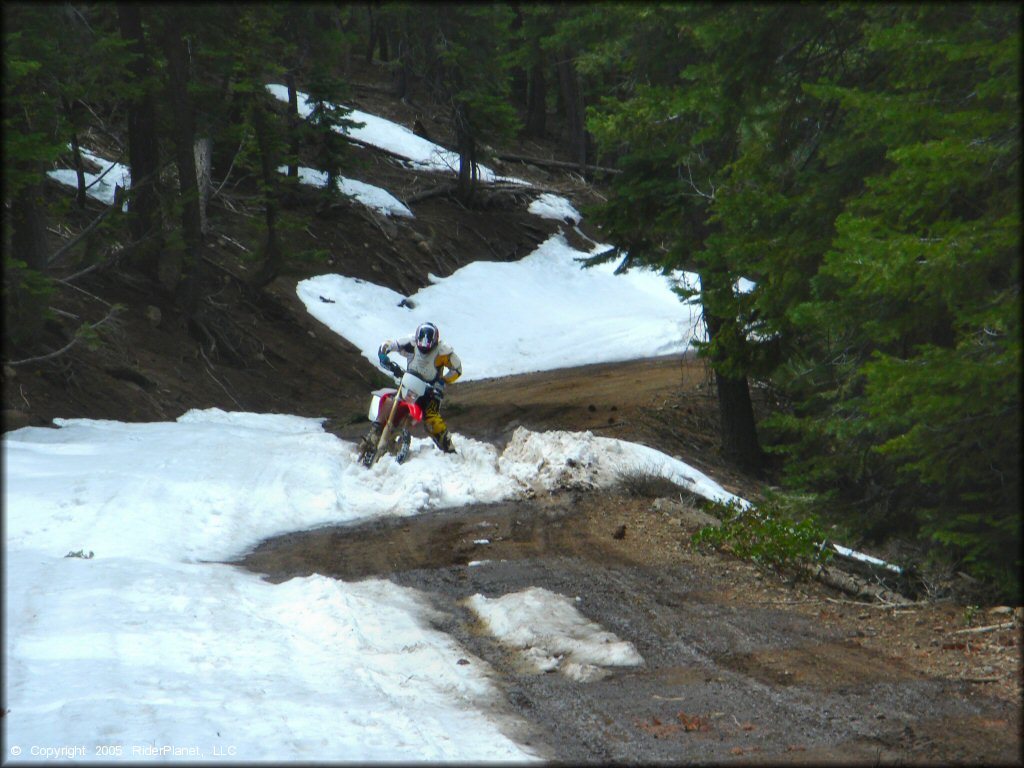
(692, 495), (833, 575)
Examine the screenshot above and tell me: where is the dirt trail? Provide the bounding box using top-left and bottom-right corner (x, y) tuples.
(242, 356), (1022, 765)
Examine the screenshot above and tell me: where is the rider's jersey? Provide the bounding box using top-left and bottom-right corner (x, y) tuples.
(388, 335), (462, 386)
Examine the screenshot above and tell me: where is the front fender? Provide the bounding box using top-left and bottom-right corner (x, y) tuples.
(398, 401), (424, 423)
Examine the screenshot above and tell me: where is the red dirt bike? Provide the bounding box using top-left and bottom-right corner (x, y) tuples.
(356, 364), (434, 467)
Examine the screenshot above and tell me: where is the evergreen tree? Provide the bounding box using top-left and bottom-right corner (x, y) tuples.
(3, 8), (62, 348)
(380, 2), (519, 201)
(117, 1), (163, 268)
(4, 3), (130, 348)
(584, 4), (791, 474)
(772, 4), (1021, 595)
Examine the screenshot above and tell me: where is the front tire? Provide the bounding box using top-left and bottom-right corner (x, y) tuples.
(394, 428), (412, 463)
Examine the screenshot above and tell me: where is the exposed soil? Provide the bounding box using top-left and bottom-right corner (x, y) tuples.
(4, 58), (1019, 765)
(239, 356), (1022, 765)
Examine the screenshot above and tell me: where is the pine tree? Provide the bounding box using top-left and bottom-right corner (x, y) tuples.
(774, 4), (1021, 595)
(584, 4), (798, 474)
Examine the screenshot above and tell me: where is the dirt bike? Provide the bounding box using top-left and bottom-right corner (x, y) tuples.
(356, 362), (434, 467)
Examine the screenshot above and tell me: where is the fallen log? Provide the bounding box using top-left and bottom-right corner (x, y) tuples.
(808, 563), (914, 606)
(495, 152), (621, 175)
(951, 622), (1016, 635)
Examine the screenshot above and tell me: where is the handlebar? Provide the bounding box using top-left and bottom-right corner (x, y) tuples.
(382, 360), (404, 379)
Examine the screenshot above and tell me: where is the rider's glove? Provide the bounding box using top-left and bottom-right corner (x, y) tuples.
(377, 342), (392, 368)
(428, 383), (445, 402)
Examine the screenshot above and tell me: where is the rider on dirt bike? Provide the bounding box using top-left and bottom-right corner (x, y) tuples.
(377, 322), (461, 454)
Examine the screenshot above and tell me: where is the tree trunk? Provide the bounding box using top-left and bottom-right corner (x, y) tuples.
(453, 103), (476, 202)
(365, 4), (377, 63)
(159, 16), (205, 308)
(366, 2), (388, 63)
(702, 295), (765, 476)
(249, 96), (283, 288)
(286, 72), (300, 179)
(7, 181), (50, 345)
(117, 3), (162, 272)
(556, 51), (587, 171)
(63, 97), (88, 210)
(392, 32), (412, 101)
(11, 182), (49, 274)
(194, 136), (212, 236)
(715, 369), (764, 475)
(524, 56), (547, 137)
(509, 7), (527, 108)
(69, 130), (88, 210)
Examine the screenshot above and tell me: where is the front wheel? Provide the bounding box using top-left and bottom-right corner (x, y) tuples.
(380, 419), (411, 463)
(393, 428), (412, 464)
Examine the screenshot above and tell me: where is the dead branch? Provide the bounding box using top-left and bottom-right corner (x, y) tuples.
(404, 183), (456, 204)
(58, 232), (158, 284)
(495, 152), (621, 176)
(810, 564), (914, 606)
(200, 347), (243, 409)
(344, 133), (418, 163)
(55, 277), (112, 308)
(47, 196), (117, 267)
(211, 136), (246, 200)
(465, 225), (500, 258)
(824, 596), (925, 610)
(6, 306), (122, 368)
(199, 253), (247, 283)
(961, 676), (1007, 684)
(951, 622), (1016, 635)
(215, 233), (250, 253)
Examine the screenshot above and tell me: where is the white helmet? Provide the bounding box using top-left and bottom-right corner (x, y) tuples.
(415, 322), (439, 352)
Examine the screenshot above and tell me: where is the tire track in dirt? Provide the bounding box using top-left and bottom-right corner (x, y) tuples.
(236, 487), (1021, 764)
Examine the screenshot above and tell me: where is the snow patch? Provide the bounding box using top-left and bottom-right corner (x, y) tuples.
(465, 587), (643, 682)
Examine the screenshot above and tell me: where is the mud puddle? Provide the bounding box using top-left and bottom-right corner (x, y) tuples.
(237, 497), (587, 583)
(234, 497), (1021, 764)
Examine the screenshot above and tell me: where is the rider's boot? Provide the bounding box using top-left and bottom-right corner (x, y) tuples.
(432, 430), (456, 454)
(358, 422), (383, 464)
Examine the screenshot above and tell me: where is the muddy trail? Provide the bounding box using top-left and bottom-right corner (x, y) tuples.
(236, 357), (1022, 766)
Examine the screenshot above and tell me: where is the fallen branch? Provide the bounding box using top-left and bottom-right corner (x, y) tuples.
(404, 183), (456, 204)
(824, 596), (924, 610)
(55, 278), (112, 308)
(951, 622), (1016, 635)
(47, 197), (117, 267)
(58, 232), (158, 284)
(495, 151), (621, 176)
(6, 306), (121, 368)
(810, 564), (913, 606)
(200, 347), (243, 409)
(465, 224), (500, 258)
(344, 133), (420, 164)
(211, 136), (246, 200)
(199, 253), (246, 283)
